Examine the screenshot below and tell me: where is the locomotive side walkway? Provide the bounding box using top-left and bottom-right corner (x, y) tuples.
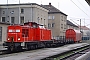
(0, 43), (7, 51)
(0, 43), (89, 60)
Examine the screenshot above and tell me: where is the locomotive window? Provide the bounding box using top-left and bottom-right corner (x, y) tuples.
(32, 24), (37, 28)
(16, 30), (20, 32)
(9, 30), (13, 32)
(22, 29), (29, 37)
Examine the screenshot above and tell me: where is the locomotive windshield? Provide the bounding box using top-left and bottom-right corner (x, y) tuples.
(8, 29), (20, 32)
(32, 24), (38, 28)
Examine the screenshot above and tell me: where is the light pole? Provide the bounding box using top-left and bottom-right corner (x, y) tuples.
(77, 19), (81, 32)
(80, 19), (81, 32)
(19, 0), (20, 24)
(6, 0), (8, 23)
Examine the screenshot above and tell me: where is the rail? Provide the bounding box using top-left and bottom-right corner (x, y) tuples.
(41, 44), (90, 60)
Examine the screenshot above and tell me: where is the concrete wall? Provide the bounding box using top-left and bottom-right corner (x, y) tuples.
(0, 24), (9, 44)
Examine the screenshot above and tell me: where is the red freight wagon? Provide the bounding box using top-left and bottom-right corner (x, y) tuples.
(65, 29), (82, 42)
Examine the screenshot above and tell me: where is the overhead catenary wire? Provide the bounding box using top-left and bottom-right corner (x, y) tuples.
(77, 0), (90, 12)
(70, 0), (90, 19)
(69, 19), (79, 26)
(69, 17), (90, 28)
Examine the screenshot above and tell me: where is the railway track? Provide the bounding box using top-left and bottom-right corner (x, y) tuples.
(62, 46), (90, 60)
(0, 48), (48, 58)
(0, 43), (90, 60)
(0, 46), (46, 55)
(0, 43), (89, 60)
(0, 50), (7, 55)
(42, 45), (90, 60)
(0, 43), (67, 55)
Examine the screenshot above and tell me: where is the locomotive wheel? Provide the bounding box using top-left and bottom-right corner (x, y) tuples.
(35, 45), (38, 49)
(8, 46), (14, 52)
(8, 44), (15, 52)
(11, 45), (15, 52)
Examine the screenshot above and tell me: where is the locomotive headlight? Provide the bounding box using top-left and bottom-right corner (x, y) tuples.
(8, 38), (10, 40)
(18, 38), (20, 40)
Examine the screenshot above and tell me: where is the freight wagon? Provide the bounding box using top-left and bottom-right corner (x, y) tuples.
(65, 29), (82, 43)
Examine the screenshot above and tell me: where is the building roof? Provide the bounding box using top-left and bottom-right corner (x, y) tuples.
(0, 3), (48, 12)
(0, 3), (39, 6)
(0, 3), (47, 9)
(42, 3), (67, 16)
(85, 0), (90, 6)
(80, 26), (90, 30)
(67, 20), (78, 27)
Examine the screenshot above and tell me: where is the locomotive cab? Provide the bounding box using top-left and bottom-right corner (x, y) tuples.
(7, 26), (21, 42)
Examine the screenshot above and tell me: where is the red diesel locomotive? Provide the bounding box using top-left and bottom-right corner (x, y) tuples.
(4, 22), (52, 51)
(3, 22), (82, 51)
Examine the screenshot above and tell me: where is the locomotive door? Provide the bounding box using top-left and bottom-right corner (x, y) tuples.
(33, 28), (37, 41)
(32, 23), (38, 41)
(36, 28), (40, 41)
(22, 29), (29, 42)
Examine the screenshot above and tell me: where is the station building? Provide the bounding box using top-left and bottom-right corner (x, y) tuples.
(0, 3), (48, 27)
(0, 3), (48, 44)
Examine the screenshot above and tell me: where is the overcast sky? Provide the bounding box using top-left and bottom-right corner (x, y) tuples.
(0, 0), (90, 28)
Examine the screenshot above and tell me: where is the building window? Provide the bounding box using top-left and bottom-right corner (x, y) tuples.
(48, 16), (55, 20)
(11, 11), (14, 14)
(61, 24), (63, 28)
(11, 17), (15, 23)
(3, 11), (5, 14)
(20, 16), (24, 24)
(61, 16), (63, 21)
(2, 17), (6, 22)
(64, 24), (66, 29)
(22, 29), (29, 37)
(64, 17), (66, 22)
(41, 18), (42, 23)
(37, 17), (40, 20)
(52, 16), (55, 20)
(48, 23), (51, 27)
(44, 19), (45, 24)
(52, 23), (55, 27)
(21, 8), (24, 13)
(0, 27), (2, 41)
(48, 16), (52, 19)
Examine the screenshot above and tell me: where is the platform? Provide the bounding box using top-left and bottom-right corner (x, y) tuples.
(0, 46), (7, 51)
(0, 43), (89, 60)
(75, 51), (90, 60)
